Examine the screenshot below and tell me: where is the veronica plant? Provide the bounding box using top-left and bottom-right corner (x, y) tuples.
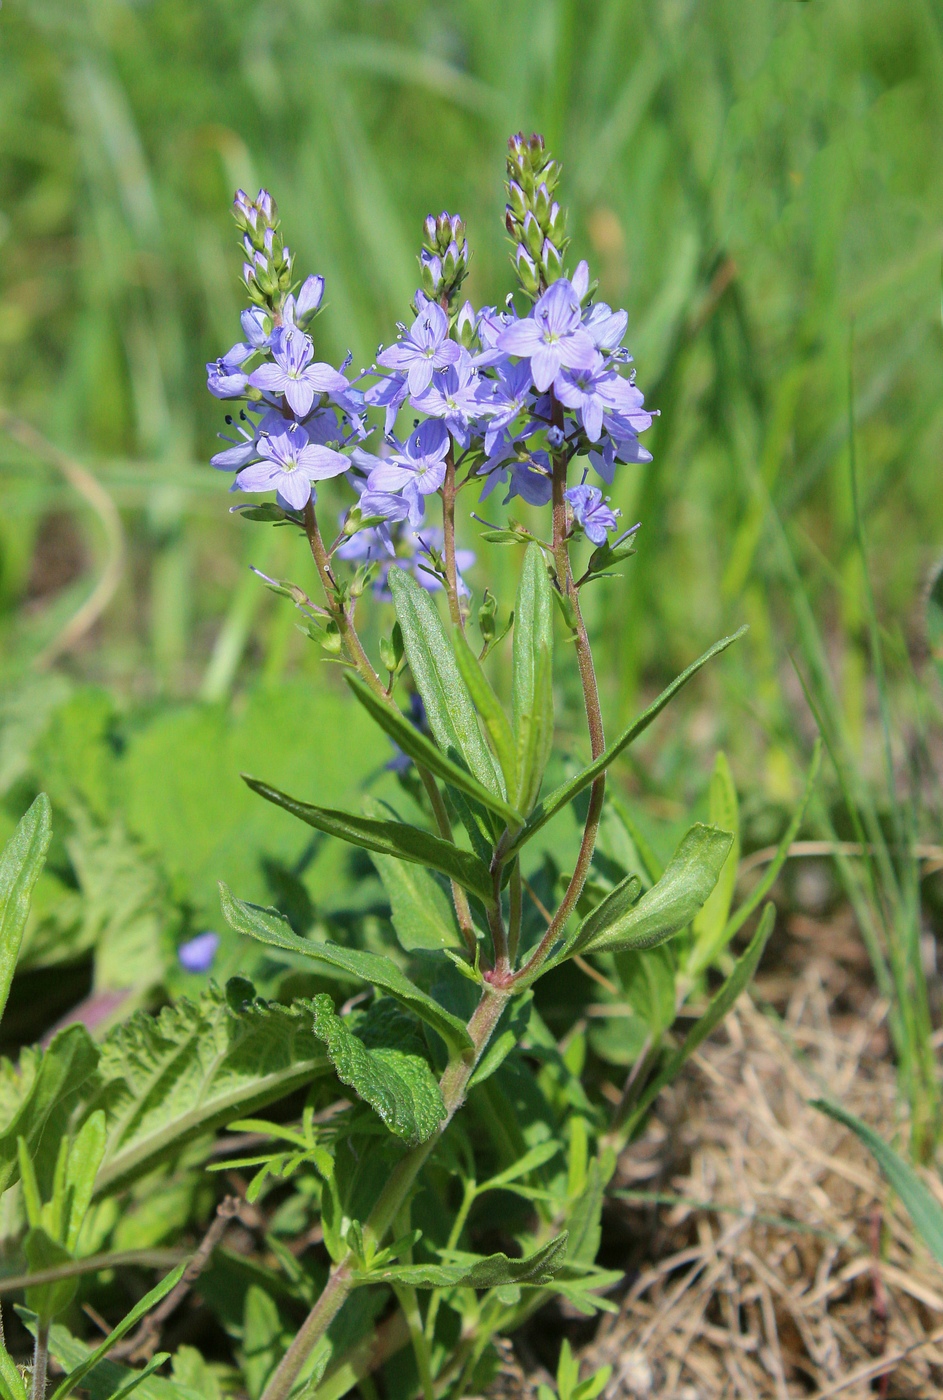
(195, 133), (765, 1400)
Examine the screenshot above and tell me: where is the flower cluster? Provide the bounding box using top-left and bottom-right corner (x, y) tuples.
(206, 139), (654, 596)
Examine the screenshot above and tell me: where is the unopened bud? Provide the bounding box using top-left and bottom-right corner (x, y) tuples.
(515, 245), (540, 295)
(478, 589), (497, 645)
(523, 211), (544, 259)
(541, 238), (564, 282)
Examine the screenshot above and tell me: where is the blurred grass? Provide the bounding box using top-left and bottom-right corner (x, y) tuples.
(1, 0), (942, 783)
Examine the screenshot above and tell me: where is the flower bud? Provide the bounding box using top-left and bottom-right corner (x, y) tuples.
(523, 210), (544, 260)
(541, 238), (564, 283)
(422, 214), (438, 251)
(507, 181), (528, 220)
(534, 182), (552, 229)
(455, 300), (477, 348)
(478, 589), (497, 645)
(515, 245), (540, 295)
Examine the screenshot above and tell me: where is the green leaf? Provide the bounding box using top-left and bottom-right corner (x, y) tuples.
(512, 544), (555, 813)
(308, 994), (445, 1146)
(345, 675), (523, 827)
(389, 568), (503, 798)
(0, 1026), (99, 1195)
(65, 1110), (107, 1251)
(219, 886), (473, 1054)
(0, 793), (52, 1026)
(0, 1338), (27, 1400)
(613, 943), (677, 1037)
(368, 852), (461, 952)
(560, 874), (642, 961)
(688, 753), (740, 975)
(26, 1320), (186, 1400)
(452, 633), (517, 799)
(363, 1231), (567, 1288)
(508, 628), (747, 857)
(46, 1264), (186, 1400)
(620, 903), (775, 1138)
(24, 1226), (76, 1322)
(811, 1100), (943, 1268)
(90, 985), (330, 1196)
(563, 826), (733, 959)
(242, 777), (496, 908)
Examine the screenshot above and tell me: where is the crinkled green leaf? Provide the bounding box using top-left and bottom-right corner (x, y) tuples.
(508, 628), (747, 857)
(364, 1231), (567, 1288)
(89, 985), (329, 1195)
(307, 994), (445, 1146)
(0, 793), (52, 1026)
(219, 887), (473, 1054)
(0, 1026), (99, 1195)
(242, 777), (495, 908)
(346, 675), (522, 826)
(368, 851), (462, 952)
(512, 545), (555, 814)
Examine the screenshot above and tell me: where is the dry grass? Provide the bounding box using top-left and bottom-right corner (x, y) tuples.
(578, 960), (943, 1398)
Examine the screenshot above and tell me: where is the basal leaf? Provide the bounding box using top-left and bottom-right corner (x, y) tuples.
(368, 852), (462, 952)
(389, 568), (503, 798)
(564, 825), (733, 959)
(308, 994), (445, 1147)
(508, 628), (747, 857)
(0, 793), (52, 1026)
(90, 986), (330, 1195)
(512, 545), (554, 813)
(688, 752), (740, 976)
(346, 675), (523, 827)
(219, 887), (473, 1054)
(0, 1026), (99, 1195)
(242, 777), (495, 908)
(364, 1231), (567, 1288)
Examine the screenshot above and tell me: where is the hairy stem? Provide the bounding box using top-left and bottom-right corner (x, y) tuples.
(441, 447), (463, 630)
(259, 988), (509, 1400)
(30, 1322), (49, 1400)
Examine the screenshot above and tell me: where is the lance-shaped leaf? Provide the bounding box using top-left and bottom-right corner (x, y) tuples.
(24, 1228), (76, 1323)
(345, 675), (523, 826)
(0, 1026), (99, 1196)
(362, 1230), (567, 1288)
(452, 634), (517, 799)
(368, 853), (462, 952)
(557, 873), (642, 962)
(507, 628), (747, 857)
(561, 826), (732, 960)
(307, 994), (445, 1147)
(220, 887), (473, 1054)
(512, 544), (555, 813)
(688, 753), (740, 976)
(21, 1320), (175, 1400)
(243, 777), (495, 908)
(389, 568), (503, 798)
(619, 903), (775, 1138)
(0, 793), (52, 1028)
(90, 985), (330, 1195)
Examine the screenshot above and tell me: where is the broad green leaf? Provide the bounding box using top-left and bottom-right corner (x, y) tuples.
(688, 753), (740, 975)
(24, 1226), (76, 1322)
(452, 633), (517, 798)
(46, 1264), (186, 1400)
(368, 852), (461, 952)
(508, 628), (747, 857)
(90, 985), (329, 1195)
(345, 675), (523, 827)
(389, 568), (503, 798)
(0, 793), (52, 1026)
(512, 544), (555, 813)
(811, 1100), (943, 1268)
(363, 1230), (567, 1288)
(243, 777), (495, 908)
(614, 943), (677, 1037)
(620, 903), (775, 1138)
(0, 1026), (99, 1195)
(564, 826), (732, 959)
(308, 994), (445, 1146)
(219, 887), (473, 1054)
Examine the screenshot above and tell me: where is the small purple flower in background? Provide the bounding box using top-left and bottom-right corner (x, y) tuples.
(376, 300), (461, 397)
(365, 418), (450, 517)
(565, 483), (620, 545)
(235, 421), (349, 511)
(207, 342), (252, 398)
(496, 279), (596, 392)
(249, 328), (349, 418)
(179, 931), (220, 973)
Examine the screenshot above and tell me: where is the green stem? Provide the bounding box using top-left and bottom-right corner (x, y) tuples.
(424, 1179), (477, 1345)
(507, 862), (522, 966)
(392, 1205), (435, 1400)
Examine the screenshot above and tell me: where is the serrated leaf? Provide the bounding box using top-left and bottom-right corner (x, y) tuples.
(219, 887), (473, 1053)
(368, 852), (461, 952)
(512, 544), (555, 813)
(0, 1026), (99, 1196)
(363, 1231), (567, 1288)
(0, 793), (52, 1026)
(88, 985), (329, 1195)
(811, 1100), (943, 1267)
(508, 628), (747, 858)
(242, 777), (495, 908)
(346, 675), (523, 826)
(307, 994), (445, 1146)
(689, 753), (740, 975)
(389, 568), (504, 799)
(561, 826), (733, 960)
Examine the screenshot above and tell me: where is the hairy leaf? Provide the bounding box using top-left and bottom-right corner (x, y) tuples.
(308, 994), (445, 1146)
(89, 986), (329, 1195)
(368, 853), (461, 952)
(346, 675), (522, 826)
(0, 793), (52, 1025)
(242, 778), (495, 908)
(508, 628), (747, 857)
(512, 545), (554, 813)
(0, 1026), (99, 1195)
(364, 1231), (567, 1288)
(219, 887), (473, 1053)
